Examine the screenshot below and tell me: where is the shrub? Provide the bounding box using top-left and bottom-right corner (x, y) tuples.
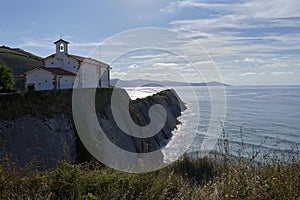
(0, 63), (15, 92)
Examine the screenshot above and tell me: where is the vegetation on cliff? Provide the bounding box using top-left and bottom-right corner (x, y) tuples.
(0, 64), (15, 92)
(0, 89), (73, 120)
(0, 151), (299, 199)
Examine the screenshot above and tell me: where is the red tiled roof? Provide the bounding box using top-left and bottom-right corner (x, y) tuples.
(40, 67), (76, 76)
(43, 54), (109, 68)
(68, 54), (109, 67)
(67, 54), (87, 62)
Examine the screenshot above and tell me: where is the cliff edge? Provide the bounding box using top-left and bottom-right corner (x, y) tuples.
(0, 88), (186, 168)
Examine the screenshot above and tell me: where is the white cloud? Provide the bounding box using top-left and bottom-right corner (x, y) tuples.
(160, 1), (230, 13)
(240, 72), (256, 77)
(111, 70), (127, 77)
(194, 60), (213, 65)
(227, 72), (236, 76)
(162, 0), (300, 18)
(71, 42), (99, 47)
(152, 62), (179, 67)
(165, 0), (300, 85)
(130, 53), (169, 59)
(271, 71), (294, 76)
(243, 57), (264, 63)
(263, 62), (290, 68)
(241, 0), (300, 19)
(128, 64), (140, 69)
(168, 0), (300, 45)
(170, 14), (248, 30)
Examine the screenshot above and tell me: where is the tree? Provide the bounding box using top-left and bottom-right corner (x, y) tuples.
(0, 63), (15, 92)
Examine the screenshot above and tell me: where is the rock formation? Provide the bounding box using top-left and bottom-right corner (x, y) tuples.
(0, 88), (186, 168)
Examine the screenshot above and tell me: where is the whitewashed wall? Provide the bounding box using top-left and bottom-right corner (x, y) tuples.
(101, 68), (109, 88)
(33, 48), (110, 90)
(26, 69), (54, 91)
(59, 76), (75, 89)
(44, 54), (79, 74)
(79, 64), (110, 88)
(79, 63), (100, 88)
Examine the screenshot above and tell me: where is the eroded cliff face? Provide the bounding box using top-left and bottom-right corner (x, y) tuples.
(0, 115), (76, 168)
(0, 88), (186, 168)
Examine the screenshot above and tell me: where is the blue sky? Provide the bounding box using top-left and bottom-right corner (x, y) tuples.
(1, 0), (300, 85)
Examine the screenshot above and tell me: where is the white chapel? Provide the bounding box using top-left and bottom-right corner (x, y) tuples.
(23, 39), (110, 91)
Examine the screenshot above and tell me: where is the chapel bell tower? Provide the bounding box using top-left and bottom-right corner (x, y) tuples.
(54, 39), (69, 54)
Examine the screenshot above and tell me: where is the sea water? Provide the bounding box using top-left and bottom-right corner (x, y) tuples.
(125, 86), (300, 159)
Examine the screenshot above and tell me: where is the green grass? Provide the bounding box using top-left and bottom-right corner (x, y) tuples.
(0, 151), (299, 199)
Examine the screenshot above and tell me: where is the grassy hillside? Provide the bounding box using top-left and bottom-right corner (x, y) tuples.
(0, 46), (42, 75)
(0, 46), (43, 90)
(0, 155), (299, 199)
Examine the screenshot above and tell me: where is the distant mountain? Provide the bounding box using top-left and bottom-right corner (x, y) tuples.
(193, 81), (231, 86)
(0, 46), (43, 90)
(111, 79), (230, 87)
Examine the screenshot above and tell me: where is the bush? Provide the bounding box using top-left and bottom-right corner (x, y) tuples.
(0, 63), (15, 92)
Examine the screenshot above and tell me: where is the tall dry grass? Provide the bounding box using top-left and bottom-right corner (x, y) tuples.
(0, 126), (299, 199)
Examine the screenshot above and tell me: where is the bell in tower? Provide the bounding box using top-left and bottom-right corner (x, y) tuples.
(54, 39), (69, 54)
